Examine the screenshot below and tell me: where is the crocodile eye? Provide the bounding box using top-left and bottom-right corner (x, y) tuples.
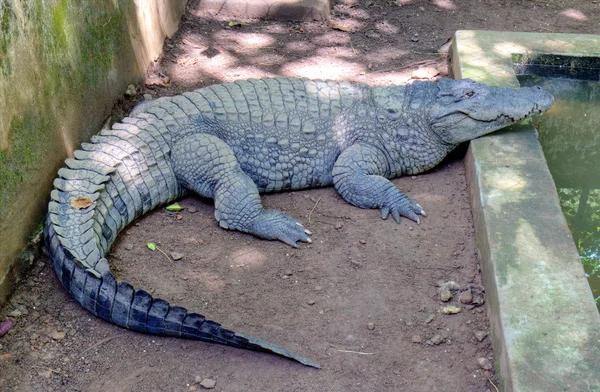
(463, 90), (476, 99)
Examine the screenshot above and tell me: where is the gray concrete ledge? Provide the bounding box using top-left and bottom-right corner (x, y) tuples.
(453, 30), (600, 392)
(197, 0), (331, 21)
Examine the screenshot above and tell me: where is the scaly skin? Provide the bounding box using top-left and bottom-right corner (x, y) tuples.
(44, 77), (553, 367)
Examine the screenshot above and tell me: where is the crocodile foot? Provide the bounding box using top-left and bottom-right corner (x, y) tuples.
(246, 210), (312, 247)
(380, 196), (426, 224)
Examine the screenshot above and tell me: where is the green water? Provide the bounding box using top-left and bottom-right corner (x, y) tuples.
(518, 74), (600, 311)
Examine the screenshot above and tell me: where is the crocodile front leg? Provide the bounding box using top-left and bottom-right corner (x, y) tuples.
(332, 143), (426, 223)
(172, 133), (312, 247)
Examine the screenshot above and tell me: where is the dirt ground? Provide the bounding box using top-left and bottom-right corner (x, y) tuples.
(2, 1), (599, 391)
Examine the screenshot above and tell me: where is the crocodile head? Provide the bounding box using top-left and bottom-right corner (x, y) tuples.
(429, 78), (554, 145)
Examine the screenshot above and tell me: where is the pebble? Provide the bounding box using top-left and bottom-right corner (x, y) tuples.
(359, 239), (367, 245)
(439, 285), (453, 302)
(188, 207), (198, 213)
(477, 357), (493, 370)
(8, 309), (22, 318)
(51, 331), (66, 341)
(425, 314), (435, 324)
(427, 334), (444, 345)
(459, 289), (473, 304)
(0, 319), (14, 337)
(171, 252), (184, 261)
(411, 335), (423, 343)
(367, 322), (374, 330)
(143, 93), (153, 100)
(124, 244), (134, 251)
(307, 299), (316, 305)
(334, 223), (343, 230)
(124, 84), (137, 97)
(474, 330), (488, 342)
(199, 378), (216, 389)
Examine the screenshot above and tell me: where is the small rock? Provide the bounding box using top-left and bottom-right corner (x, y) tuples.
(459, 289), (473, 304)
(8, 309), (22, 318)
(425, 314), (435, 324)
(427, 334), (444, 345)
(143, 93), (153, 100)
(171, 252), (184, 261)
(411, 335), (423, 343)
(0, 319), (14, 337)
(51, 331), (66, 341)
(188, 207), (198, 213)
(182, 276), (189, 281)
(474, 330), (488, 342)
(38, 369), (53, 378)
(194, 375), (203, 383)
(367, 322), (374, 330)
(365, 31), (381, 39)
(477, 357), (493, 370)
(189, 386), (198, 391)
(411, 36), (419, 42)
(0, 353), (14, 362)
(124, 244), (134, 251)
(439, 285), (453, 302)
(124, 84), (137, 97)
(307, 299), (316, 305)
(440, 329), (449, 339)
(199, 378), (216, 389)
(359, 239), (367, 245)
(334, 223), (343, 230)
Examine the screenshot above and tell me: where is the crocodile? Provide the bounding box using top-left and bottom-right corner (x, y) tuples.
(44, 77), (553, 368)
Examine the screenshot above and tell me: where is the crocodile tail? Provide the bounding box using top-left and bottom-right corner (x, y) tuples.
(44, 106), (319, 368)
(44, 219), (318, 368)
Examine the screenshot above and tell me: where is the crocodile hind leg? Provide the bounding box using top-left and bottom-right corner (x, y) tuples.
(171, 133), (312, 247)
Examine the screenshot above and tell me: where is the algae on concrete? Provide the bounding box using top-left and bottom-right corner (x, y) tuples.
(0, 0), (187, 306)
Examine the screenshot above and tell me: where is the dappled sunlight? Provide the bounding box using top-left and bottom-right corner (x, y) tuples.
(368, 71), (413, 85)
(229, 247), (268, 267)
(374, 20), (400, 35)
(484, 168), (528, 213)
(560, 8), (588, 21)
(312, 31), (352, 46)
(315, 46), (357, 59)
(432, 0), (456, 10)
(187, 271), (227, 291)
(493, 42), (528, 56)
(219, 66), (276, 80)
(281, 56), (363, 80)
(543, 39), (575, 52)
(214, 30), (277, 49)
(284, 40), (316, 53)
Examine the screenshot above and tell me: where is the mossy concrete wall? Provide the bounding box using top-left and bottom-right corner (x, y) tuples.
(0, 0), (187, 307)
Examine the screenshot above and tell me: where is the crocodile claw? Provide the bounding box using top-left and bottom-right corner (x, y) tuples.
(247, 210), (312, 247)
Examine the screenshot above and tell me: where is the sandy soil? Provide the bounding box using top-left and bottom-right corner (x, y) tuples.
(1, 1), (599, 391)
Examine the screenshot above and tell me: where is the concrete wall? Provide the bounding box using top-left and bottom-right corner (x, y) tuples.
(0, 0), (187, 307)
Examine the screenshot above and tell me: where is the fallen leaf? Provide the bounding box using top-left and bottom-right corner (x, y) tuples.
(71, 197), (94, 210)
(147, 242), (157, 251)
(440, 305), (462, 314)
(331, 24), (351, 32)
(166, 203), (184, 212)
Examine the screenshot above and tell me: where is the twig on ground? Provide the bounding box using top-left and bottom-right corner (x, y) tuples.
(486, 377), (500, 392)
(79, 334), (124, 357)
(308, 197), (322, 224)
(335, 349), (374, 355)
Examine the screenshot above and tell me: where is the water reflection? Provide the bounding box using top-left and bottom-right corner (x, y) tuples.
(518, 74), (600, 311)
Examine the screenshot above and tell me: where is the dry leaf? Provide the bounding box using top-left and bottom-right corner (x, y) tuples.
(440, 305), (462, 314)
(411, 67), (440, 80)
(331, 24), (351, 32)
(71, 197), (94, 210)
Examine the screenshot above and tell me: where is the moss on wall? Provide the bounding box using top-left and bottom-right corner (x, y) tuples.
(0, 0), (187, 306)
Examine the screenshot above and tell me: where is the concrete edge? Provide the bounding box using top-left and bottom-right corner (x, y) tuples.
(453, 30), (600, 392)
